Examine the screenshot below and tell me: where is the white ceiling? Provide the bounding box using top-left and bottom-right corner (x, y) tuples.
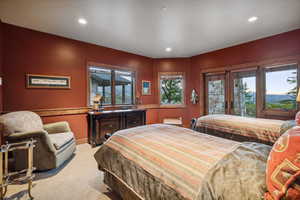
(1, 0), (300, 58)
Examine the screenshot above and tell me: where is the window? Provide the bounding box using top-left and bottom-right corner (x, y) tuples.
(89, 66), (135, 106)
(204, 62), (299, 118)
(264, 63), (298, 111)
(159, 73), (185, 105)
(206, 74), (226, 114)
(115, 70), (134, 105)
(89, 67), (112, 105)
(232, 71), (256, 117)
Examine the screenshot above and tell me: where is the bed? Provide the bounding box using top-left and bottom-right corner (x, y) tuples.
(191, 114), (295, 145)
(94, 124), (271, 200)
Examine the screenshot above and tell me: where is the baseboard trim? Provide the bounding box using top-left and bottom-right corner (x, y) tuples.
(76, 138), (88, 145)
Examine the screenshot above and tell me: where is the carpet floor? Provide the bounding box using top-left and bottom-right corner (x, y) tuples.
(6, 144), (121, 200)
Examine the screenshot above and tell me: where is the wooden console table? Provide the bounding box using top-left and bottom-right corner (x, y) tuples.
(88, 109), (146, 146)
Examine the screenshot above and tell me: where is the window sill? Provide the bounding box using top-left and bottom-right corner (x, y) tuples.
(91, 104), (137, 110)
(158, 104), (187, 109)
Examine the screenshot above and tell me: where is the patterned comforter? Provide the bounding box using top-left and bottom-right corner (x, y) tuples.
(94, 124), (271, 200)
(195, 114), (294, 144)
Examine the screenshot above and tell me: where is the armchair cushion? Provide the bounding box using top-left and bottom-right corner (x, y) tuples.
(7, 130), (56, 154)
(48, 132), (75, 150)
(0, 111), (43, 136)
(43, 121), (71, 134)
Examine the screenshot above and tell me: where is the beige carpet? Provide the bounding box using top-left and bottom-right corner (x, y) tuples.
(6, 144), (121, 200)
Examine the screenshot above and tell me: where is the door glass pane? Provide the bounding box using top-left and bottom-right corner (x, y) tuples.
(207, 77), (225, 114)
(232, 72), (256, 117)
(89, 67), (112, 105)
(265, 64), (298, 110)
(115, 70), (134, 105)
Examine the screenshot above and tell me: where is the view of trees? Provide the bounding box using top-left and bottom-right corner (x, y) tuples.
(233, 78), (256, 117)
(160, 79), (183, 104)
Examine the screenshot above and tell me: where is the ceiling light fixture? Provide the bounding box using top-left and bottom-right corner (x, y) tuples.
(78, 18), (87, 25)
(165, 47), (172, 52)
(248, 16), (258, 23)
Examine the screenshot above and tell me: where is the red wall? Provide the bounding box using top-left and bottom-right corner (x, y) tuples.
(3, 23), (155, 110)
(192, 29), (300, 70)
(190, 28), (300, 118)
(152, 58), (192, 127)
(2, 22), (300, 140)
(2, 23), (155, 140)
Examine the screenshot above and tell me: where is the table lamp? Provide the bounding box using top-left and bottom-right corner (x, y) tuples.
(93, 94), (102, 111)
(297, 89), (300, 102)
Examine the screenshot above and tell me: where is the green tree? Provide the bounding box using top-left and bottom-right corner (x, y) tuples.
(234, 78), (256, 117)
(161, 79), (182, 104)
(287, 71), (297, 98)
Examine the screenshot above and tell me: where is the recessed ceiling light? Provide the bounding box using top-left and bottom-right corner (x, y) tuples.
(78, 18), (87, 25)
(248, 16), (258, 23)
(162, 6), (167, 11)
(165, 47), (172, 52)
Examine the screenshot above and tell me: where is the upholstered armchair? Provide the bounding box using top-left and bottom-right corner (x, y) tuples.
(0, 111), (76, 171)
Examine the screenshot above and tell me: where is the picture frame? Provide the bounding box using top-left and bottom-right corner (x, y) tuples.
(26, 74), (71, 89)
(142, 80), (151, 95)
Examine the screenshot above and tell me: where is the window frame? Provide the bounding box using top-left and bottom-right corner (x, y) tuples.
(87, 62), (136, 107)
(158, 72), (186, 108)
(260, 62), (300, 116)
(205, 72), (228, 115)
(229, 68), (258, 117)
(202, 59), (300, 119)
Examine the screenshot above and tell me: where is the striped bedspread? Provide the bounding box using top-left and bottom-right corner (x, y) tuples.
(94, 124), (240, 200)
(196, 114), (293, 143)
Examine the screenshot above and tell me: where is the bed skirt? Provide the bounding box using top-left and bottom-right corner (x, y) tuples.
(193, 124), (273, 145)
(104, 170), (142, 200)
(191, 115), (295, 145)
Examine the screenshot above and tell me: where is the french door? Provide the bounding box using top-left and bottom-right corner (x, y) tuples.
(205, 69), (257, 117)
(205, 73), (228, 114)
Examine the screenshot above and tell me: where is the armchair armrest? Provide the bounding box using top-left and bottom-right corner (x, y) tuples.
(7, 130), (56, 154)
(43, 121), (71, 134)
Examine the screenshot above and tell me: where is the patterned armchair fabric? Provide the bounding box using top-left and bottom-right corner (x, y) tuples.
(0, 111), (44, 136)
(0, 111), (76, 171)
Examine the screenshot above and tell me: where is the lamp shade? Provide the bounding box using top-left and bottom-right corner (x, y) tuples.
(93, 94), (102, 102)
(297, 89), (300, 102)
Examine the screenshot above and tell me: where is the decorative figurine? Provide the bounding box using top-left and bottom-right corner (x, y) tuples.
(191, 89), (199, 104)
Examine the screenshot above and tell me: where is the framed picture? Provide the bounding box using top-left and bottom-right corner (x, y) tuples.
(142, 80), (151, 95)
(26, 74), (71, 89)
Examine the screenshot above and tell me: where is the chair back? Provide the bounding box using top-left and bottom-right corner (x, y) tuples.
(0, 111), (43, 136)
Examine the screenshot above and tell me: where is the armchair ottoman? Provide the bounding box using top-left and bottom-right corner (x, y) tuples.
(0, 111), (76, 171)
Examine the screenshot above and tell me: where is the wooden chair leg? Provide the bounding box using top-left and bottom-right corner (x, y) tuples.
(28, 179), (34, 199)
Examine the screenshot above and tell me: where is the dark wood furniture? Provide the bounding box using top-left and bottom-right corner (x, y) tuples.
(88, 109), (146, 146)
